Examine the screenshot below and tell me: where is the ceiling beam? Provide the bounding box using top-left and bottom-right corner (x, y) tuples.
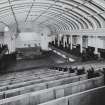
(0, 21), (9, 28)
(24, 0), (36, 23)
(7, 0), (19, 31)
(32, 0), (58, 23)
(62, 28), (105, 36)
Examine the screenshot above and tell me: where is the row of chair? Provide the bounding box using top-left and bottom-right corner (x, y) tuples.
(50, 41), (98, 61)
(81, 47), (98, 61)
(49, 66), (100, 79)
(49, 41), (81, 57)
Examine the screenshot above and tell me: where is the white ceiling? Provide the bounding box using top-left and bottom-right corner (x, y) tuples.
(0, 0), (105, 34)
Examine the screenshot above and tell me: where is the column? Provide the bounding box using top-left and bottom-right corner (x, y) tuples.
(68, 36), (70, 44)
(66, 36), (69, 49)
(94, 36), (98, 54)
(63, 35), (66, 48)
(53, 36), (56, 45)
(70, 35), (72, 50)
(66, 35), (69, 48)
(65, 35), (67, 48)
(4, 31), (14, 53)
(54, 36), (57, 45)
(80, 35), (83, 53)
(59, 34), (62, 46)
(85, 36), (88, 48)
(57, 35), (60, 46)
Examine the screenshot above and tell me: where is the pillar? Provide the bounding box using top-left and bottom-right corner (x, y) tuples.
(65, 35), (67, 48)
(55, 36), (57, 45)
(63, 35), (66, 47)
(94, 36), (98, 54)
(86, 36), (88, 48)
(53, 36), (56, 45)
(68, 36), (71, 45)
(59, 34), (62, 46)
(68, 36), (70, 47)
(4, 31), (16, 53)
(70, 35), (73, 50)
(66, 35), (69, 48)
(57, 35), (60, 46)
(80, 35), (83, 53)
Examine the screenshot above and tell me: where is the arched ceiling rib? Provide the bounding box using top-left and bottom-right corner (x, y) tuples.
(0, 0), (105, 34)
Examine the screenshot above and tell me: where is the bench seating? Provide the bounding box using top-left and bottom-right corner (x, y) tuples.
(0, 72), (76, 92)
(0, 74), (103, 105)
(0, 74), (87, 99)
(0, 70), (63, 85)
(39, 86), (105, 105)
(0, 71), (70, 87)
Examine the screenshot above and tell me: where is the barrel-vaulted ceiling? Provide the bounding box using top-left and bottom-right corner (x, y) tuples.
(0, 0), (105, 34)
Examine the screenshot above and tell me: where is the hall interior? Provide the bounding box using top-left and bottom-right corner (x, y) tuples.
(0, 0), (105, 105)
